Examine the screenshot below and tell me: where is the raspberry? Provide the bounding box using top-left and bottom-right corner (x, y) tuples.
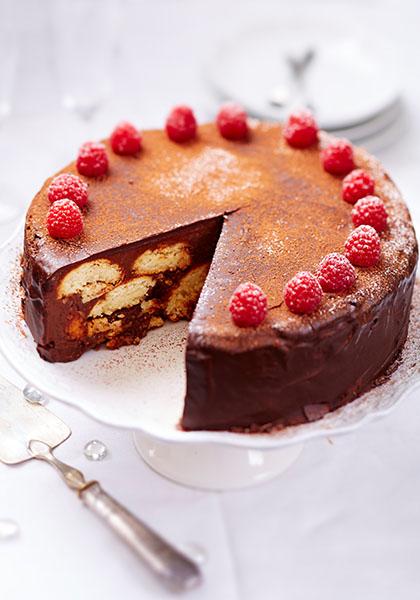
(321, 139), (355, 176)
(317, 253), (356, 293)
(165, 105), (197, 143)
(351, 195), (388, 232)
(342, 168), (375, 204)
(229, 282), (268, 327)
(46, 199), (83, 239)
(216, 103), (249, 141)
(344, 225), (381, 267)
(47, 173), (88, 208)
(283, 110), (318, 149)
(284, 271), (323, 314)
(110, 121), (142, 155)
(77, 142), (108, 177)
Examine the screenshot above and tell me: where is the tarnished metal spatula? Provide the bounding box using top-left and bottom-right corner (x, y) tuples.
(0, 373), (202, 592)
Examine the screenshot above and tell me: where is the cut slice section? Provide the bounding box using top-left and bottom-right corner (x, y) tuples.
(37, 217), (223, 362)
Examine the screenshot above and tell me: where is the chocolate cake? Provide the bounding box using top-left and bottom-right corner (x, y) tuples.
(21, 120), (418, 431)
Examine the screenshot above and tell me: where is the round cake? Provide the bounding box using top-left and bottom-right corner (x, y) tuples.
(21, 110), (418, 431)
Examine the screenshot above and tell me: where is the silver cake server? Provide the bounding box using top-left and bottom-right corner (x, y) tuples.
(0, 373), (202, 592)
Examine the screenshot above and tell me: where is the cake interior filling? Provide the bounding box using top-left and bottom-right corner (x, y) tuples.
(58, 218), (223, 352)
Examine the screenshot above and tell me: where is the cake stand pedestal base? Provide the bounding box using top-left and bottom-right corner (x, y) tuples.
(133, 431), (304, 490)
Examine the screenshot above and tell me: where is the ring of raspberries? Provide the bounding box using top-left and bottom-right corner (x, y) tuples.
(231, 111), (388, 322)
(43, 108), (390, 325)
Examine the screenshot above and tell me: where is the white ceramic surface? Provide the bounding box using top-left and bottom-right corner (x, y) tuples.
(133, 432), (304, 490)
(207, 19), (401, 130)
(1, 230), (419, 455)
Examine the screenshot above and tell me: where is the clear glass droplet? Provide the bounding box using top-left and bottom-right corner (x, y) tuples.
(182, 542), (207, 565)
(84, 440), (108, 461)
(23, 384), (44, 404)
(0, 519), (20, 541)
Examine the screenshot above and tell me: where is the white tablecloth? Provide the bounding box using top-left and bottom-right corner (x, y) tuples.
(1, 1), (419, 598)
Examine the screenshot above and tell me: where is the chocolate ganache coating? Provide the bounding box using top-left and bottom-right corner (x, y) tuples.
(21, 122), (418, 431)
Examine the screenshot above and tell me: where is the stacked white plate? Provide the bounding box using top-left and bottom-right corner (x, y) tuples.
(206, 19), (404, 152)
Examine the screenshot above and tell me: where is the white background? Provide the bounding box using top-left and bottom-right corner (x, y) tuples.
(0, 1), (419, 599)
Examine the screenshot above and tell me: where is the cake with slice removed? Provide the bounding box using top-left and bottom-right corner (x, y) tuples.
(21, 108), (418, 431)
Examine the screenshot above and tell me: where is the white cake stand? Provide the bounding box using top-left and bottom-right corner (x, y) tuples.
(1, 231), (419, 489)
